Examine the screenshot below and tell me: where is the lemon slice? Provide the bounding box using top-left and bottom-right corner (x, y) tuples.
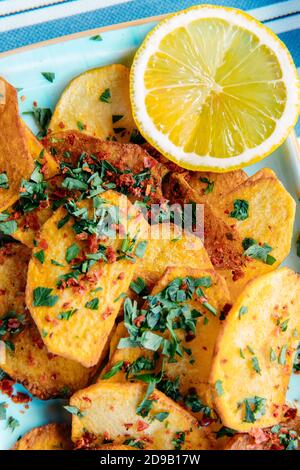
(130, 5), (299, 171)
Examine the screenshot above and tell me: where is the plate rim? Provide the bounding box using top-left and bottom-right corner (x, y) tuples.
(0, 13), (164, 59)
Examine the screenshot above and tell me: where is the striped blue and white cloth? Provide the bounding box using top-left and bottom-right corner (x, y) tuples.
(0, 0), (299, 135)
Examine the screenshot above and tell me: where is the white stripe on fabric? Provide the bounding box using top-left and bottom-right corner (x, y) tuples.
(0, 0), (68, 15)
(249, 0), (300, 21)
(265, 13), (300, 33)
(0, 0), (132, 32)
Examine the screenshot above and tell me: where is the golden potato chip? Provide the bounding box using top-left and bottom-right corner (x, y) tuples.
(90, 444), (139, 450)
(0, 243), (30, 319)
(26, 190), (149, 367)
(165, 172), (245, 273)
(0, 320), (98, 399)
(22, 122), (59, 179)
(215, 172), (296, 299)
(209, 268), (300, 432)
(131, 224), (212, 292)
(13, 423), (72, 450)
(7, 175), (63, 248)
(50, 65), (136, 142)
(101, 266), (231, 423)
(0, 77), (33, 212)
(43, 129), (166, 204)
(166, 169), (248, 206)
(70, 381), (210, 450)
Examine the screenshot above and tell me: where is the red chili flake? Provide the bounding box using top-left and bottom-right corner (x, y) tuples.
(58, 121), (65, 129)
(39, 239), (48, 250)
(137, 420), (149, 432)
(0, 289), (6, 295)
(134, 315), (145, 328)
(0, 379), (15, 397)
(143, 156), (156, 169)
(11, 392), (31, 404)
(106, 246), (116, 263)
(124, 423), (133, 430)
(284, 407), (297, 420)
(118, 272), (125, 280)
(33, 101), (38, 107)
(21, 95), (26, 102)
(87, 234), (98, 254)
(102, 307), (113, 320)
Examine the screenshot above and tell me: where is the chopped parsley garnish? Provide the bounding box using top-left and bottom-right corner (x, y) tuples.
(215, 380), (224, 396)
(135, 241), (148, 258)
(57, 309), (77, 321)
(6, 416), (20, 432)
(242, 238), (276, 265)
(216, 426), (237, 439)
(85, 298), (99, 310)
(123, 438), (145, 449)
(157, 377), (181, 402)
(118, 276), (212, 361)
(23, 107), (52, 138)
(41, 72), (55, 83)
(278, 344), (288, 365)
(152, 412), (169, 422)
(33, 287), (59, 307)
(33, 249), (45, 264)
(184, 393), (212, 417)
(102, 361), (124, 380)
(90, 35), (102, 41)
(241, 396), (266, 423)
(51, 259), (64, 267)
(0, 173), (9, 189)
(130, 277), (147, 295)
(278, 318), (289, 332)
(17, 160), (49, 213)
(99, 88), (111, 103)
(126, 357), (155, 379)
(270, 347), (277, 362)
(230, 199), (249, 221)
(112, 115), (123, 123)
(172, 431), (185, 450)
(199, 177), (214, 194)
(0, 219), (17, 235)
(65, 243), (80, 263)
(251, 356), (261, 374)
(57, 214), (70, 229)
(63, 406), (86, 418)
(77, 121), (85, 132)
(136, 380), (156, 417)
(0, 402), (7, 420)
(238, 305), (248, 319)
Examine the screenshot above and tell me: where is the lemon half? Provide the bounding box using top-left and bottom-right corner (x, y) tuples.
(130, 5), (299, 171)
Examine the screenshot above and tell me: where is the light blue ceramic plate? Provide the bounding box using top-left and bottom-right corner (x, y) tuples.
(0, 18), (299, 451)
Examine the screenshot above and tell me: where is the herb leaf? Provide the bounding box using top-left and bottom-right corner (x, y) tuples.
(102, 361), (124, 380)
(230, 199), (249, 220)
(85, 298), (99, 310)
(100, 88), (111, 103)
(41, 72), (55, 83)
(33, 287), (59, 307)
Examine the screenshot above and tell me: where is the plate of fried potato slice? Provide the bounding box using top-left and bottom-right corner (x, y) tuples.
(0, 5), (300, 452)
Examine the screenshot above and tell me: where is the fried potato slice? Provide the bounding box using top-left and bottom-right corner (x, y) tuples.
(165, 172), (245, 273)
(209, 268), (300, 432)
(70, 382), (210, 450)
(100, 267), (231, 422)
(216, 172), (296, 299)
(50, 65), (136, 142)
(131, 224), (212, 293)
(165, 169), (248, 206)
(90, 444), (139, 450)
(7, 175), (62, 248)
(0, 320), (97, 399)
(26, 190), (149, 367)
(13, 423), (72, 450)
(0, 78), (33, 212)
(22, 122), (59, 179)
(225, 416), (300, 450)
(43, 129), (166, 204)
(0, 243), (30, 319)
